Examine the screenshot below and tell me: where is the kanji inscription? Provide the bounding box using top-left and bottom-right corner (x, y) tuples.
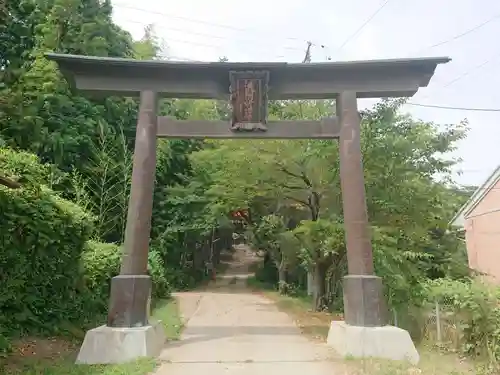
(229, 71), (269, 132)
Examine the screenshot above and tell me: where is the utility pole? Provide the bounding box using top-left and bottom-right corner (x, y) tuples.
(302, 41), (312, 63)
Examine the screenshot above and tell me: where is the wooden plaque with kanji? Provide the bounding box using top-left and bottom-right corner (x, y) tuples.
(229, 71), (269, 131)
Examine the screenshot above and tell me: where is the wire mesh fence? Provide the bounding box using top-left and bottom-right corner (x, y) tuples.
(391, 297), (463, 350)
(423, 298), (463, 349)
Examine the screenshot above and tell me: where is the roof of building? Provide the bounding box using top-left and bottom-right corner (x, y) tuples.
(450, 165), (500, 227)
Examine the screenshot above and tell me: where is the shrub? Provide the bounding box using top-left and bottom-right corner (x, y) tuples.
(80, 241), (171, 314)
(0, 185), (94, 339)
(79, 241), (122, 318)
(0, 147), (49, 187)
(254, 261), (279, 284)
(164, 267), (198, 291)
(147, 249), (171, 299)
(424, 278), (500, 366)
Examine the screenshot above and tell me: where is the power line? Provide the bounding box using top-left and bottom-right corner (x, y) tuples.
(320, 7), (500, 62)
(408, 50), (500, 109)
(122, 19), (307, 60)
(159, 37), (226, 50)
(114, 2), (372, 61)
(441, 51), (500, 89)
(405, 12), (500, 106)
(116, 1), (497, 67)
(115, 2), (500, 111)
(336, 0), (391, 53)
(406, 52), (500, 110)
(126, 25), (302, 61)
(146, 41), (500, 111)
(113, 3), (308, 45)
(405, 103), (500, 112)
(122, 18), (306, 53)
(406, 51), (500, 110)
(417, 13), (500, 53)
(408, 53), (500, 106)
(115, 3), (263, 32)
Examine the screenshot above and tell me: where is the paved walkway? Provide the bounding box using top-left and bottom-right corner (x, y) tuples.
(153, 245), (339, 374)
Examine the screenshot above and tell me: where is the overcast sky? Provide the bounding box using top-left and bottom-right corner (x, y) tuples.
(111, 0), (500, 187)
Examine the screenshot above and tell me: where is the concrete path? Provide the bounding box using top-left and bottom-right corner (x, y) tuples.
(153, 245), (339, 374)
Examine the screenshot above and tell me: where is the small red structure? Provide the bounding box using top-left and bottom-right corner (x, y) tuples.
(230, 209), (249, 221)
(230, 209), (249, 231)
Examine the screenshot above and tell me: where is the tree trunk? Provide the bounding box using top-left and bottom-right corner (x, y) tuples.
(307, 271), (314, 296)
(312, 262), (327, 311)
(308, 191), (321, 221)
(278, 268), (286, 283)
(277, 259), (288, 294)
(202, 239), (211, 270)
(193, 243), (203, 272)
(263, 250), (272, 266)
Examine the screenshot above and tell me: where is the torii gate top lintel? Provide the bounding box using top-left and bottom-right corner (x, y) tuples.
(46, 53), (450, 100)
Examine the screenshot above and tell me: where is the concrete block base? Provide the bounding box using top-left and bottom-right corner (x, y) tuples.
(76, 321), (166, 364)
(326, 321), (419, 365)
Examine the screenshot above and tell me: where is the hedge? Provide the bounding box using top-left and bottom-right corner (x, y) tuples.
(0, 186), (172, 348)
(0, 147), (171, 353)
(81, 241), (171, 317)
(0, 185), (94, 340)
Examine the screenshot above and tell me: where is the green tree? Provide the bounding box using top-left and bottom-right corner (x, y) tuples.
(187, 99), (469, 311)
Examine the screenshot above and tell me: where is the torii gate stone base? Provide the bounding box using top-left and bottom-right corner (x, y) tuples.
(48, 53), (449, 365)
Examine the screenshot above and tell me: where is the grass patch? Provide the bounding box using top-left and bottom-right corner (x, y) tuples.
(5, 356), (158, 375)
(249, 277), (478, 375)
(346, 350), (476, 375)
(151, 298), (183, 340)
(246, 275), (276, 291)
(1, 298), (182, 375)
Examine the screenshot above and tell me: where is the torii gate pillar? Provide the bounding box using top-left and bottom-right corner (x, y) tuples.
(108, 90), (158, 328)
(327, 92), (419, 364)
(337, 91), (387, 327)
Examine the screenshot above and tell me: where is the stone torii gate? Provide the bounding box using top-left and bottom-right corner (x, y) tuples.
(47, 53), (449, 364)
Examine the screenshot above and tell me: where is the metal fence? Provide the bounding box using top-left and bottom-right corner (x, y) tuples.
(391, 298), (463, 350)
(422, 298), (463, 349)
